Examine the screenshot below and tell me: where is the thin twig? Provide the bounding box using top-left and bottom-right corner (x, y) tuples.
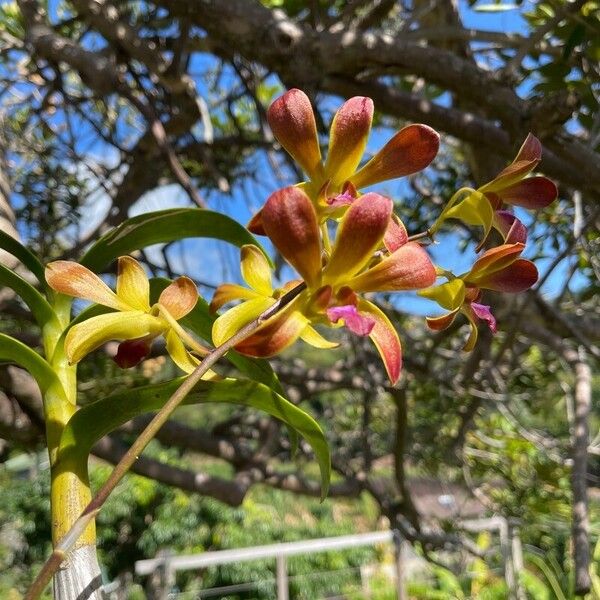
(24, 281), (306, 600)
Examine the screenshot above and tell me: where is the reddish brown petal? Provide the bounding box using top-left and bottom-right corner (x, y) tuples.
(267, 89), (322, 179)
(497, 176), (557, 209)
(261, 187), (322, 288)
(426, 309), (459, 331)
(349, 242), (436, 293)
(475, 258), (538, 292)
(247, 209), (266, 235)
(383, 215), (408, 252)
(158, 276), (198, 320)
(493, 210), (527, 245)
(114, 337), (153, 368)
(514, 133), (542, 163)
(467, 243), (524, 283)
(325, 96), (373, 186)
(350, 124), (439, 189)
(480, 134), (542, 193)
(235, 305), (308, 357)
(325, 192), (392, 283)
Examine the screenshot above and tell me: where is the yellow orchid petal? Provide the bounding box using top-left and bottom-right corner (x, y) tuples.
(325, 96), (373, 186)
(240, 245), (273, 296)
(158, 276), (198, 320)
(212, 296), (275, 347)
(65, 311), (165, 364)
(357, 299), (402, 384)
(462, 308), (479, 352)
(46, 261), (128, 310)
(300, 325), (339, 349)
(442, 190), (494, 250)
(419, 279), (466, 311)
(209, 283), (261, 312)
(116, 256), (151, 312)
(165, 329), (199, 373)
(165, 331), (220, 379)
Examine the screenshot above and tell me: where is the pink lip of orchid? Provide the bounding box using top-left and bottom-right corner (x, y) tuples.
(419, 242), (538, 350)
(247, 89), (440, 235)
(212, 186), (436, 384)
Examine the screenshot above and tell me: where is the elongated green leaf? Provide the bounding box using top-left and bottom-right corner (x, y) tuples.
(525, 554), (567, 600)
(0, 333), (60, 394)
(149, 278), (284, 395)
(80, 208), (272, 271)
(0, 264), (56, 326)
(0, 230), (47, 288)
(59, 377), (330, 497)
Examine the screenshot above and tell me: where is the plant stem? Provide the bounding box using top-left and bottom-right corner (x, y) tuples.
(43, 293), (102, 599)
(25, 281), (307, 600)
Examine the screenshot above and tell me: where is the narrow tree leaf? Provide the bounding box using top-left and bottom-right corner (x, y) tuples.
(0, 333), (61, 394)
(0, 230), (47, 288)
(0, 264), (56, 326)
(563, 24), (586, 60)
(80, 208), (272, 271)
(59, 378), (330, 498)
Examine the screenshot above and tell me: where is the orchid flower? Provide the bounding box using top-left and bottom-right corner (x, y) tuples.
(46, 257), (208, 373)
(248, 89), (439, 233)
(212, 187), (436, 383)
(419, 243), (538, 350)
(432, 134), (557, 248)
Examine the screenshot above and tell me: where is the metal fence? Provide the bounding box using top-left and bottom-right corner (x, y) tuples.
(135, 530), (406, 600)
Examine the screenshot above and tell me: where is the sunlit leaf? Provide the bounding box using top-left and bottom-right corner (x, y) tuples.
(0, 229), (47, 288)
(0, 333), (61, 395)
(0, 264), (56, 326)
(80, 208), (272, 272)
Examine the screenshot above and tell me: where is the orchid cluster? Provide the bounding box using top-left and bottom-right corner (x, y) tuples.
(211, 90), (556, 382)
(45, 89), (556, 386)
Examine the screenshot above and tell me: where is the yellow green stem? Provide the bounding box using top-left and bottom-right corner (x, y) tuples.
(43, 293), (96, 548)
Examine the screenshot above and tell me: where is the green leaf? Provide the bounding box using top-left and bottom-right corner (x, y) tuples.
(0, 229), (47, 289)
(563, 23), (586, 59)
(80, 208), (272, 271)
(0, 264), (56, 326)
(0, 333), (60, 394)
(149, 278), (284, 395)
(59, 378), (330, 497)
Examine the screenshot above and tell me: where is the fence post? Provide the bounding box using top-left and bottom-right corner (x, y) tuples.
(276, 555), (289, 600)
(392, 530), (408, 600)
(508, 519), (525, 600)
(153, 550), (175, 600)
